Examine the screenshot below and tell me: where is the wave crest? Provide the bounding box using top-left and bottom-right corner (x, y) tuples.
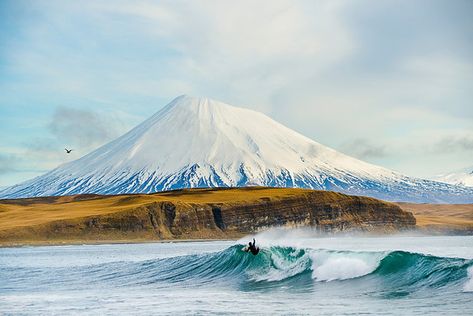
(311, 251), (382, 281)
(65, 244), (473, 293)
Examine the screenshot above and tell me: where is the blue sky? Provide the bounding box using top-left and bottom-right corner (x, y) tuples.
(0, 0), (472, 187)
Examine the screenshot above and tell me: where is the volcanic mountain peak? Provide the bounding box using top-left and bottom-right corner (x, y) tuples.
(1, 95), (472, 203)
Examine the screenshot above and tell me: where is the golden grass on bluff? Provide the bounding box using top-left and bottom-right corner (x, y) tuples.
(0, 187), (308, 231)
(1, 187), (470, 247)
(395, 202), (473, 231)
(0, 187), (419, 246)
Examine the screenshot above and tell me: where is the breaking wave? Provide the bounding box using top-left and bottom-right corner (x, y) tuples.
(21, 244), (471, 294)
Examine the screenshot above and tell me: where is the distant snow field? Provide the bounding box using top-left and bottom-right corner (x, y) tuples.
(433, 167), (473, 187)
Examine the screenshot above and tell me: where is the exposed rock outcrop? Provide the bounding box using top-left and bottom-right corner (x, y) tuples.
(0, 188), (415, 245)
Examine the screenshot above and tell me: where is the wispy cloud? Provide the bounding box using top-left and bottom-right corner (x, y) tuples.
(432, 135), (473, 153)
(340, 138), (388, 160)
(48, 106), (123, 148)
(0, 106), (135, 186)
(0, 154), (17, 175)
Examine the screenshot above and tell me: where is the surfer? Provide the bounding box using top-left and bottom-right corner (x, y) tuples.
(244, 238), (260, 255)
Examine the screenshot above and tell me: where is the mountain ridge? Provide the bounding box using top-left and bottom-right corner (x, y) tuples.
(1, 95), (473, 203)
(433, 166), (473, 187)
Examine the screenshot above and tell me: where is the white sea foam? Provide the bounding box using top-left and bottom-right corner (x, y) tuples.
(464, 266), (473, 292)
(310, 251), (382, 281)
(248, 229), (473, 260)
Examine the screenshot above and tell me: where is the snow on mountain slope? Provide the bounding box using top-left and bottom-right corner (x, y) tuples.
(1, 95), (473, 203)
(433, 167), (473, 187)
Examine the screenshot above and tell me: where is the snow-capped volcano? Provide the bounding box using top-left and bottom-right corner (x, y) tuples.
(1, 95), (473, 203)
(433, 166), (473, 187)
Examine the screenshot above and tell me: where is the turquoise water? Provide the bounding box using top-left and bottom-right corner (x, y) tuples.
(1, 234), (472, 315)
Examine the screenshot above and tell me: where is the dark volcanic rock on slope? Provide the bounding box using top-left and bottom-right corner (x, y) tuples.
(0, 188), (415, 244)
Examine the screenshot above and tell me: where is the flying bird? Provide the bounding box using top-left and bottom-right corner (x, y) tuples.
(65, 148), (73, 154)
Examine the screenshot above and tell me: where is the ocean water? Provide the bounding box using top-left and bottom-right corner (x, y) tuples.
(1, 232), (472, 315)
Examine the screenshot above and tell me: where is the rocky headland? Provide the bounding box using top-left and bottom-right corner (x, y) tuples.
(0, 187), (417, 246)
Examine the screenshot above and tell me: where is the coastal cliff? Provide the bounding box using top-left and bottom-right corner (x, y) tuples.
(0, 188), (415, 246)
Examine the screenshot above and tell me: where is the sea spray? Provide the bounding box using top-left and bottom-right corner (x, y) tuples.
(464, 266), (473, 292)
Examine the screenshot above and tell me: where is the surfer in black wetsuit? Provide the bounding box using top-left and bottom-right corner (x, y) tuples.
(245, 238), (260, 255)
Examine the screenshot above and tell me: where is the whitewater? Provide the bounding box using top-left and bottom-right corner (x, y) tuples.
(1, 234), (472, 315)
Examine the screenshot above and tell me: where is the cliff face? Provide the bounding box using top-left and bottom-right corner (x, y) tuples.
(141, 193), (415, 238)
(0, 188), (415, 245)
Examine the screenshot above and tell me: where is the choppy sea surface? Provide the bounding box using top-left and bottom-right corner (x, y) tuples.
(1, 232), (472, 315)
